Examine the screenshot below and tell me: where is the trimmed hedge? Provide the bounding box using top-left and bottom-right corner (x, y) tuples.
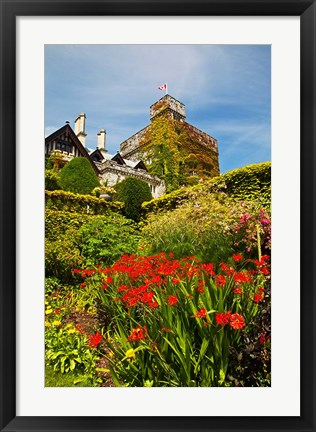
(59, 157), (100, 195)
(142, 162), (271, 214)
(45, 190), (124, 215)
(45, 209), (134, 241)
(208, 162), (271, 207)
(114, 177), (152, 222)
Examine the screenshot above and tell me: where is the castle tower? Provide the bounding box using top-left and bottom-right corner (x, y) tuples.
(150, 94), (186, 122)
(74, 113), (87, 146)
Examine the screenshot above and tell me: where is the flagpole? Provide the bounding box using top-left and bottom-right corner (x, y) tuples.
(166, 83), (168, 95)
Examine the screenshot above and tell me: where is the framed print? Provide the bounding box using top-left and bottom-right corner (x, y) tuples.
(0, 1), (315, 431)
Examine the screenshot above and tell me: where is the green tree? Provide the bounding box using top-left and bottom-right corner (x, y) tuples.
(114, 177), (152, 222)
(59, 157), (99, 195)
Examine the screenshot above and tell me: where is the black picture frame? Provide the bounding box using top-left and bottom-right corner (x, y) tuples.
(0, 1), (315, 431)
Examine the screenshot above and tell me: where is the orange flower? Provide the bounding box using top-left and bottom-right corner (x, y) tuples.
(168, 295), (178, 306)
(127, 326), (148, 342)
(194, 308), (207, 319)
(229, 313), (245, 330)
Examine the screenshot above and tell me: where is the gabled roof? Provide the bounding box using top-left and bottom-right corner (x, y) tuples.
(124, 159), (147, 171)
(45, 124), (99, 175)
(111, 152), (126, 165)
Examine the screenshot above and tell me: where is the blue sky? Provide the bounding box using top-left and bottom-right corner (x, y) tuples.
(45, 44), (270, 174)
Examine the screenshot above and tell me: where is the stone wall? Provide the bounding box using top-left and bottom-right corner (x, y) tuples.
(98, 160), (166, 199)
(120, 125), (150, 160)
(150, 95), (186, 120)
(184, 123), (219, 154)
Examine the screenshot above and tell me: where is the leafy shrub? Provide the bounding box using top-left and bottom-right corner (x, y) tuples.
(140, 191), (234, 265)
(45, 210), (92, 241)
(74, 216), (140, 267)
(114, 177), (152, 222)
(45, 229), (85, 283)
(231, 205), (271, 259)
(45, 212), (141, 282)
(45, 169), (61, 191)
(45, 190), (123, 215)
(59, 157), (100, 195)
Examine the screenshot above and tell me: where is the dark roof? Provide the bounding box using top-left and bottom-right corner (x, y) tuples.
(45, 124), (99, 175)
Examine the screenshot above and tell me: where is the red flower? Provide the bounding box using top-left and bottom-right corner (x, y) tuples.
(254, 293), (264, 303)
(201, 263), (215, 276)
(220, 263), (235, 276)
(233, 272), (251, 284)
(232, 253), (242, 262)
(229, 313), (245, 330)
(234, 287), (243, 294)
(168, 295), (178, 306)
(147, 300), (159, 309)
(88, 332), (102, 348)
(194, 308), (207, 319)
(215, 274), (226, 287)
(215, 312), (231, 326)
(161, 327), (174, 333)
(127, 326), (148, 342)
(197, 280), (205, 293)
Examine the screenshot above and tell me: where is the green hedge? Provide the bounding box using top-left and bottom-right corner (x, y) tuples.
(45, 190), (124, 215)
(114, 177), (152, 222)
(142, 162), (271, 214)
(207, 162), (271, 207)
(59, 157), (100, 195)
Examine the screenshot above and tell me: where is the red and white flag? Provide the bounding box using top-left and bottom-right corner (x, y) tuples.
(158, 83), (167, 90)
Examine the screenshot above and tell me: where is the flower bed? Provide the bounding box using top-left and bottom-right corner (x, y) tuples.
(74, 251), (270, 387)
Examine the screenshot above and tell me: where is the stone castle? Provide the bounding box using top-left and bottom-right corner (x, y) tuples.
(45, 95), (219, 198)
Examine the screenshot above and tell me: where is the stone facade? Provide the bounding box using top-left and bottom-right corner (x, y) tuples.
(45, 95), (219, 197)
(97, 160), (165, 199)
(45, 120), (166, 198)
(120, 95), (219, 178)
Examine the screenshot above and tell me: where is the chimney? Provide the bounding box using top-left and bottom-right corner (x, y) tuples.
(97, 129), (107, 151)
(74, 113), (87, 146)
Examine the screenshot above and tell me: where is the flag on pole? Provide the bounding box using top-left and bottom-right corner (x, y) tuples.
(158, 83), (168, 94)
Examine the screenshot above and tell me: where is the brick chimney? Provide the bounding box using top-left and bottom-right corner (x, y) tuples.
(97, 129), (107, 151)
(74, 113), (87, 146)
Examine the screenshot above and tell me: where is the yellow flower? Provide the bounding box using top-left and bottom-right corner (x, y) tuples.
(52, 320), (62, 326)
(67, 328), (76, 334)
(125, 348), (136, 359)
(45, 309), (53, 315)
(44, 321), (51, 327)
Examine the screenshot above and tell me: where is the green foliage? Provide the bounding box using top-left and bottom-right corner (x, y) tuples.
(140, 191), (234, 265)
(114, 177), (152, 222)
(45, 229), (85, 283)
(45, 364), (94, 387)
(142, 162), (271, 215)
(59, 157), (100, 195)
(45, 281), (103, 386)
(45, 210), (91, 241)
(45, 190), (124, 215)
(45, 211), (141, 282)
(139, 114), (219, 192)
(45, 169), (61, 191)
(207, 162), (271, 209)
(75, 216), (141, 267)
